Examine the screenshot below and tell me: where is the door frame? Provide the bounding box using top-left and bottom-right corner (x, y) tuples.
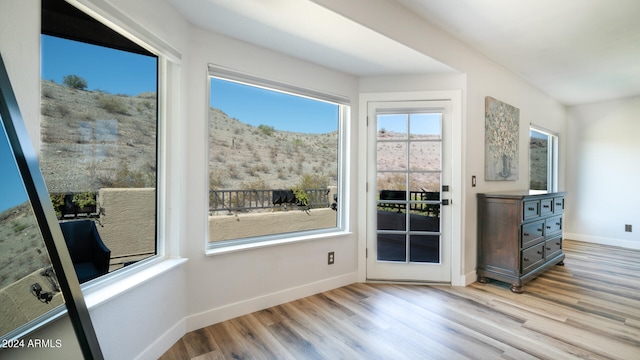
(357, 90), (463, 285)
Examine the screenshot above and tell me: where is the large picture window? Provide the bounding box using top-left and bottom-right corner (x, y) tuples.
(208, 68), (346, 248)
(41, 0), (158, 282)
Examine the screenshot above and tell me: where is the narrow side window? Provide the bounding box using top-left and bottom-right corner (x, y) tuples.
(530, 127), (558, 192)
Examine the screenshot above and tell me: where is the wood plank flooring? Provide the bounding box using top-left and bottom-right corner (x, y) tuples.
(160, 240), (640, 359)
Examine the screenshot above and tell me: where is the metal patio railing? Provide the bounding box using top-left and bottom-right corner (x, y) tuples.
(209, 188), (331, 213)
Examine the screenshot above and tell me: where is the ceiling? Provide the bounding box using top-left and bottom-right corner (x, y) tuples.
(168, 0), (640, 106)
(167, 0), (456, 76)
(396, 0), (640, 105)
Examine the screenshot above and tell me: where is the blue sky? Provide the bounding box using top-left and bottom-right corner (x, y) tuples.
(210, 77), (339, 134)
(41, 35), (157, 96)
(531, 129), (549, 139)
(0, 129), (28, 212)
(41, 35), (337, 134)
(377, 113), (442, 136)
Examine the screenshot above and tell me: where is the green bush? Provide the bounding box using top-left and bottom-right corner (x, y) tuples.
(98, 95), (129, 115)
(291, 186), (309, 207)
(99, 163), (154, 188)
(50, 193), (65, 217)
(257, 124), (275, 136)
(11, 221), (29, 234)
(298, 173), (329, 189)
(73, 191), (96, 208)
(62, 74), (88, 90)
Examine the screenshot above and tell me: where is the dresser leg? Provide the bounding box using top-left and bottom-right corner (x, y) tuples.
(477, 275), (488, 283)
(510, 284), (525, 294)
(557, 260), (565, 266)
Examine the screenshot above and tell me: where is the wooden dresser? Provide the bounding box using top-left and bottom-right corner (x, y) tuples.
(477, 191), (566, 293)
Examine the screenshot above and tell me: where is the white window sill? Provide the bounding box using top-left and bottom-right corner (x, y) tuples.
(82, 257), (188, 309)
(206, 230), (352, 256)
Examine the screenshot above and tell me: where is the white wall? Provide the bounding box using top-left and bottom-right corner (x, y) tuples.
(318, 0), (568, 282)
(565, 95), (640, 249)
(182, 26), (359, 330)
(0, 0), (41, 151)
(1, 1), (190, 359)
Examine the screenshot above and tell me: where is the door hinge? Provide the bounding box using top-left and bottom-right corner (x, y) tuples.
(366, 182), (369, 192)
(366, 248), (368, 258)
(366, 116), (369, 126)
(442, 199), (451, 206)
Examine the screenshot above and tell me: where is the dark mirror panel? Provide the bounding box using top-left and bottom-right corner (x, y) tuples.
(0, 51), (103, 358)
(0, 113), (64, 339)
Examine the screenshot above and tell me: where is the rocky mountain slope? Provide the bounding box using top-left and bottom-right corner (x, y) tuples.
(40, 80), (339, 194)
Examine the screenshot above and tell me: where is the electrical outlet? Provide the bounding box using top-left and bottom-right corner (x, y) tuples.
(625, 224), (632, 232)
(328, 251), (335, 265)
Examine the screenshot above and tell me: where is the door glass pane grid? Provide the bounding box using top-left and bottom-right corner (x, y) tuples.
(377, 142), (407, 171)
(410, 234), (441, 263)
(376, 111), (443, 264)
(410, 141), (441, 171)
(407, 171), (442, 264)
(377, 114), (408, 140)
(410, 113), (442, 139)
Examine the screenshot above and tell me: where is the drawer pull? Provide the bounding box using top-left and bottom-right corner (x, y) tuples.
(546, 247), (551, 250)
(556, 222), (561, 226)
(543, 204), (550, 208)
(528, 207), (535, 211)
(537, 250), (543, 255)
(524, 257), (529, 262)
(556, 242), (560, 246)
(537, 228), (543, 232)
(523, 232), (530, 237)
(546, 226), (551, 229)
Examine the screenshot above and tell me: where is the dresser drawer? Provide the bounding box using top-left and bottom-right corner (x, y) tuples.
(521, 244), (545, 274)
(545, 237), (562, 258)
(522, 220), (544, 248)
(540, 198), (553, 216)
(553, 197), (565, 214)
(545, 215), (563, 236)
(523, 200), (540, 220)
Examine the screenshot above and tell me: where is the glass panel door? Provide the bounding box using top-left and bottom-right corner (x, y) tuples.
(367, 101), (451, 282)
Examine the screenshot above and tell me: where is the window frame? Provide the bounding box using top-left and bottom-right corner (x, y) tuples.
(529, 125), (558, 193)
(40, 0), (183, 297)
(206, 65), (349, 253)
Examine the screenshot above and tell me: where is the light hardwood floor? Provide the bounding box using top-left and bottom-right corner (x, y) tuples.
(160, 240), (640, 359)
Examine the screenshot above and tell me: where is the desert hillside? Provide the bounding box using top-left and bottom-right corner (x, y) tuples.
(40, 80), (157, 193)
(208, 107), (338, 190)
(0, 202), (49, 290)
(40, 80), (339, 194)
(40, 80), (545, 195)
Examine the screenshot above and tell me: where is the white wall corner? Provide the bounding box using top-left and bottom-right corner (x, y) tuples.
(135, 318), (186, 360)
(462, 271), (477, 286)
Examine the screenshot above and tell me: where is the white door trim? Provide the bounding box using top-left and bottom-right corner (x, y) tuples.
(357, 91), (463, 286)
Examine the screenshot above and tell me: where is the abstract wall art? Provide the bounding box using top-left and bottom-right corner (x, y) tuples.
(485, 96), (519, 181)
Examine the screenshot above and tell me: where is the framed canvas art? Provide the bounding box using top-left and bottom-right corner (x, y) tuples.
(485, 96), (519, 180)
